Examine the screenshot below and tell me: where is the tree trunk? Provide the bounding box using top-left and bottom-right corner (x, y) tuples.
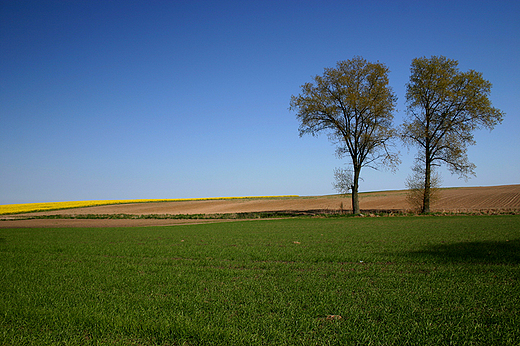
(352, 166), (361, 214)
(422, 159), (431, 213)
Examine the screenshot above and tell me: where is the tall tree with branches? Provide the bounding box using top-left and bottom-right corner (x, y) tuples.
(401, 56), (504, 213)
(290, 57), (399, 214)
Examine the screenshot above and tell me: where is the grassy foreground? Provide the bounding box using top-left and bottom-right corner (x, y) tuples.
(1, 216), (519, 345)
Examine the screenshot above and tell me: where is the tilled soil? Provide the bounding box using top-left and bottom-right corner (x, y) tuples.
(2, 185), (519, 228)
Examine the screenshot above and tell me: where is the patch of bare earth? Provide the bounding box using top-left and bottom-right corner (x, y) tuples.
(2, 185), (519, 227)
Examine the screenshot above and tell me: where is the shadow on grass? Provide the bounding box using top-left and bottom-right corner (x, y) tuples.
(404, 239), (520, 264)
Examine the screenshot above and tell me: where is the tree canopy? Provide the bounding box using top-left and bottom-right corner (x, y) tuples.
(290, 56), (398, 214)
(401, 55), (504, 213)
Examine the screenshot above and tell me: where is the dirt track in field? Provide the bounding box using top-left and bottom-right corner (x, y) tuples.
(2, 185), (519, 228)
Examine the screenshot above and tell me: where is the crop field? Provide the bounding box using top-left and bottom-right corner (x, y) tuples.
(1, 215), (519, 345)
(0, 196), (299, 216)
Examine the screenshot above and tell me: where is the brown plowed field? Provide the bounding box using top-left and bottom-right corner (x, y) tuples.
(2, 185), (519, 228)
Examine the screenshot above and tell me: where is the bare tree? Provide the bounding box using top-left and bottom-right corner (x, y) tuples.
(332, 167), (353, 195)
(401, 56), (504, 213)
(332, 167), (354, 214)
(405, 163), (442, 213)
(290, 57), (399, 214)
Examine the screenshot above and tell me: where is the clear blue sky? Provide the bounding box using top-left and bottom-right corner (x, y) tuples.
(1, 0), (519, 204)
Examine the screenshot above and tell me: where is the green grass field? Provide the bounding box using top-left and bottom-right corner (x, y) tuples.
(1, 215), (519, 345)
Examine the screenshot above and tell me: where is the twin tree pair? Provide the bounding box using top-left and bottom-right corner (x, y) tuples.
(290, 56), (504, 214)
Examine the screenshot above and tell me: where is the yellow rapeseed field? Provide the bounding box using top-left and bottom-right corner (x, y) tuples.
(0, 196), (298, 215)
